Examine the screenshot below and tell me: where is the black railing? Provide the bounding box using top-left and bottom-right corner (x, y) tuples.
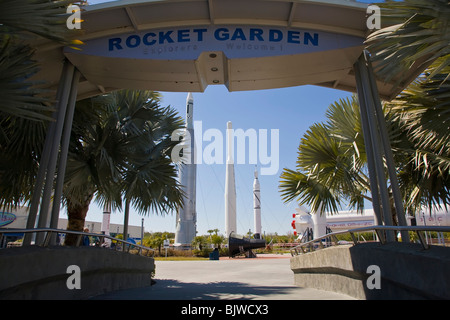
(0, 228), (155, 256)
(291, 225), (450, 256)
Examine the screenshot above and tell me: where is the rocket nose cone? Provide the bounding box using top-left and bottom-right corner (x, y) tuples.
(227, 121), (232, 129)
(187, 92), (193, 103)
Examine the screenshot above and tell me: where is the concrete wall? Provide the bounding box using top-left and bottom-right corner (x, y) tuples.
(0, 246), (154, 299)
(290, 242), (450, 299)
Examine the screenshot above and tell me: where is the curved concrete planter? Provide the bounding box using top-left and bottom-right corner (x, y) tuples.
(0, 246), (154, 299)
(290, 242), (450, 299)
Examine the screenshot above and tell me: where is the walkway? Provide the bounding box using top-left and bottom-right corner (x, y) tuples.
(91, 254), (355, 300)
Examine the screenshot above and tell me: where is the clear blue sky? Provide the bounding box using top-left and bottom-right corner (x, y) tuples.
(61, 0), (382, 236)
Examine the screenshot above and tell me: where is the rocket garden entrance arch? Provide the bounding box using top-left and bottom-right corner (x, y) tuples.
(25, 0), (427, 245)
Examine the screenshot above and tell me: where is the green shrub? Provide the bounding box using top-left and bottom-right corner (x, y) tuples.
(193, 247), (212, 258)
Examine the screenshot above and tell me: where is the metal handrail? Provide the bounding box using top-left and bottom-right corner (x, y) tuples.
(0, 228), (155, 257)
(290, 225), (450, 256)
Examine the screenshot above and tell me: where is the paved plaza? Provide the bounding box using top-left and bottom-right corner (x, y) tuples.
(92, 254), (355, 300)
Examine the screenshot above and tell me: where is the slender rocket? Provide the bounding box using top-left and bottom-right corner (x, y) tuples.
(253, 167), (261, 238)
(174, 92), (197, 247)
(225, 121), (237, 237)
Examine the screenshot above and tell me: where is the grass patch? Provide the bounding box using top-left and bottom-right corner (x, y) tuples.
(154, 256), (209, 261)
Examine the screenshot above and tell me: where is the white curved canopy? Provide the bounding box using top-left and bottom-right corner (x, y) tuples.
(30, 0), (422, 100)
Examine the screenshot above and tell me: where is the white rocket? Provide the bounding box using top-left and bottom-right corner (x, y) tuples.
(174, 92), (197, 247)
(225, 121), (237, 237)
(101, 202), (112, 247)
(101, 202), (111, 236)
(253, 167), (261, 237)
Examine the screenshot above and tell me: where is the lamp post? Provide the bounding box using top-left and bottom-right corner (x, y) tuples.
(141, 218), (144, 245)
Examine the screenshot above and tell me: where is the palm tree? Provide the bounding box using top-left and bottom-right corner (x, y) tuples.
(63, 90), (185, 245)
(0, 115), (47, 208)
(144, 232), (173, 255)
(388, 60), (450, 213)
(207, 228), (220, 236)
(365, 0), (450, 84)
(192, 235), (208, 251)
(0, 0), (84, 208)
(281, 0), (450, 223)
(211, 234), (224, 249)
(279, 88), (450, 224)
(366, 0), (450, 213)
(279, 96), (372, 216)
(0, 0), (83, 121)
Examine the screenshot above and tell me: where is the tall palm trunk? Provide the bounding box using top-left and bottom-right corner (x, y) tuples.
(64, 194), (93, 246)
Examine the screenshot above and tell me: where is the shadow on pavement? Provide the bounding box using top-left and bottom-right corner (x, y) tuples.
(93, 278), (311, 300)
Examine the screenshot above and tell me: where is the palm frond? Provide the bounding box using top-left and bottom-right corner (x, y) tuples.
(366, 0), (450, 83)
(279, 169), (341, 215)
(0, 39), (54, 121)
(63, 89), (184, 217)
(0, 0), (84, 44)
(280, 96), (373, 214)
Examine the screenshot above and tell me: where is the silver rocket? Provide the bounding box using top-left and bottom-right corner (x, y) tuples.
(174, 92), (197, 247)
(225, 121), (237, 237)
(253, 167), (262, 237)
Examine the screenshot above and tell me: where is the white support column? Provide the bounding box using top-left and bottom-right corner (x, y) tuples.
(354, 52), (400, 242)
(50, 68), (81, 232)
(354, 55), (384, 230)
(25, 60), (76, 245)
(363, 51), (409, 242)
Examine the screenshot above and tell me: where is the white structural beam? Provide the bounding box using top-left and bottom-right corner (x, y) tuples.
(353, 52), (409, 242)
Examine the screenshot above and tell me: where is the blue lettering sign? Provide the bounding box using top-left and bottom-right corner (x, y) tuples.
(193, 28), (208, 41)
(0, 212), (16, 227)
(249, 28), (264, 41)
(215, 28), (229, 41)
(84, 25), (356, 61)
(143, 32), (156, 45)
(287, 30), (300, 44)
(231, 28), (246, 41)
(269, 29), (283, 42)
(109, 38), (122, 51)
(304, 32), (319, 46)
(106, 27), (323, 52)
(159, 31), (174, 44)
(177, 29), (190, 42)
(126, 35), (140, 48)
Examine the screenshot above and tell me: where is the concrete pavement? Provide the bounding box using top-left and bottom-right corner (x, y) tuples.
(91, 254), (355, 300)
